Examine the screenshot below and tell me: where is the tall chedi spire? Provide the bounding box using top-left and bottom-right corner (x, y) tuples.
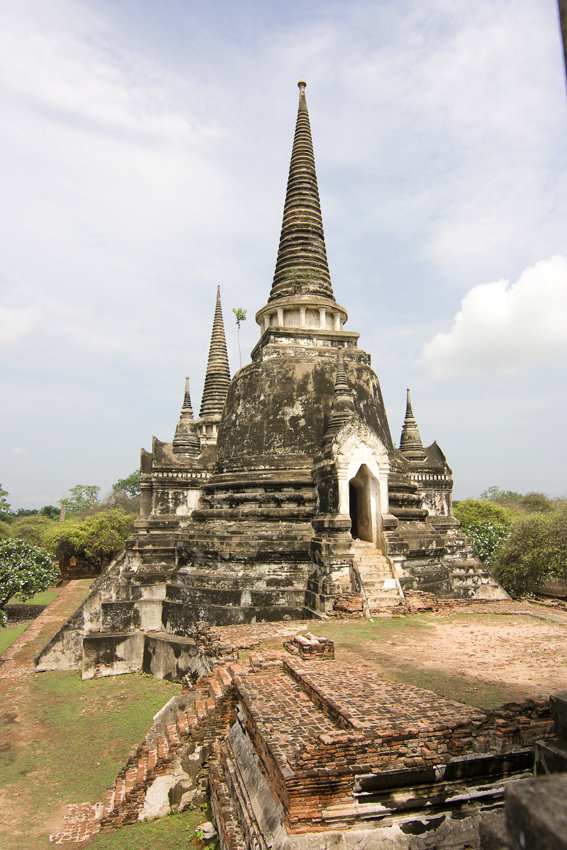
(399, 389), (427, 462)
(173, 377), (201, 457)
(269, 80), (334, 303)
(197, 286), (231, 445)
(256, 81), (348, 338)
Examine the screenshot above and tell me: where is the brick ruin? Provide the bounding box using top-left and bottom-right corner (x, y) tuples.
(35, 79), (507, 681)
(50, 627), (558, 849)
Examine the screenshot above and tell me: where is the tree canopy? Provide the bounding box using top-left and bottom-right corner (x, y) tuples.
(59, 485), (100, 517)
(111, 470), (140, 498)
(0, 539), (59, 626)
(492, 504), (567, 596)
(480, 486), (523, 502)
(44, 509), (135, 568)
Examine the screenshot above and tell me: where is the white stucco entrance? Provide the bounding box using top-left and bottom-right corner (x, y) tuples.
(349, 464), (379, 543)
(333, 420), (391, 550)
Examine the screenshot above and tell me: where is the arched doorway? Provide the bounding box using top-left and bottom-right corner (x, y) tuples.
(349, 464), (380, 544)
(349, 483), (359, 537)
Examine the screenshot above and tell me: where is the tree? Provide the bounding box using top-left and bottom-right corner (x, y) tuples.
(480, 486), (523, 502)
(232, 307), (247, 370)
(112, 471), (140, 498)
(453, 499), (515, 528)
(0, 486), (12, 521)
(44, 509), (135, 570)
(0, 539), (59, 627)
(59, 485), (100, 517)
(492, 504), (567, 597)
(39, 505), (60, 520)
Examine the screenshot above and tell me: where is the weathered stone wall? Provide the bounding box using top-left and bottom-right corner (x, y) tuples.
(216, 351), (393, 474)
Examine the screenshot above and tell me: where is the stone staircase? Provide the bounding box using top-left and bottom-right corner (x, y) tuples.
(352, 541), (404, 615)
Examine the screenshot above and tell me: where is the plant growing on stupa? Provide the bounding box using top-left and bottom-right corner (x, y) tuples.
(232, 307), (247, 369)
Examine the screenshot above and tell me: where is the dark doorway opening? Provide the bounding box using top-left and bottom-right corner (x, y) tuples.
(349, 483), (359, 537)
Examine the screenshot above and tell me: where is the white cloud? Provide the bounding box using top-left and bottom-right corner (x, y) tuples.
(421, 255), (567, 378)
(10, 447), (27, 457)
(0, 306), (40, 345)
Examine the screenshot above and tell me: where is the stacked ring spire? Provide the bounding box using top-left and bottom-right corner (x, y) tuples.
(268, 81), (335, 303)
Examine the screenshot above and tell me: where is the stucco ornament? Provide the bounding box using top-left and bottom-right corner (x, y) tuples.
(334, 418), (390, 477)
(332, 417), (391, 519)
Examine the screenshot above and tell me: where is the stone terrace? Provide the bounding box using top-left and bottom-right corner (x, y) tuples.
(239, 656), (486, 777)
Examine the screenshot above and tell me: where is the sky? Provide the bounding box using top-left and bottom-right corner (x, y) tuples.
(1, 0), (566, 509)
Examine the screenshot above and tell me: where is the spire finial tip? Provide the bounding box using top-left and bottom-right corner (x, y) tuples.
(297, 78), (307, 88)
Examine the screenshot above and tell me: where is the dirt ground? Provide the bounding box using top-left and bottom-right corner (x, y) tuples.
(320, 601), (567, 707)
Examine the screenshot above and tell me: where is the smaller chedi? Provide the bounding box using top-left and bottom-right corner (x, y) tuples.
(36, 81), (506, 679)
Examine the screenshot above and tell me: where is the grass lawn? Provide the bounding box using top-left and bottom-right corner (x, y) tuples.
(7, 588), (61, 606)
(0, 622), (29, 655)
(1, 589), (62, 655)
(0, 671), (183, 850)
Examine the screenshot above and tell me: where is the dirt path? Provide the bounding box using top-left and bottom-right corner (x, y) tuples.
(0, 581), (92, 678)
(0, 581), (93, 849)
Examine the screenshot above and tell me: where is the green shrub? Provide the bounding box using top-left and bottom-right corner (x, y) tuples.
(9, 515), (57, 546)
(453, 499), (515, 528)
(0, 520), (12, 540)
(44, 508), (135, 569)
(518, 492), (555, 513)
(463, 521), (511, 568)
(0, 539), (59, 627)
(492, 504), (567, 596)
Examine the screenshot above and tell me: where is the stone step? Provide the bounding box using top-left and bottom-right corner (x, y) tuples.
(367, 589), (403, 602)
(366, 587), (402, 597)
(353, 547), (404, 611)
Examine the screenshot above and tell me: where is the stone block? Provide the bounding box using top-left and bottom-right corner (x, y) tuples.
(478, 811), (508, 850)
(550, 691), (567, 743)
(535, 737), (567, 775)
(142, 633), (210, 682)
(505, 775), (567, 850)
(82, 632), (145, 679)
(101, 601), (141, 632)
